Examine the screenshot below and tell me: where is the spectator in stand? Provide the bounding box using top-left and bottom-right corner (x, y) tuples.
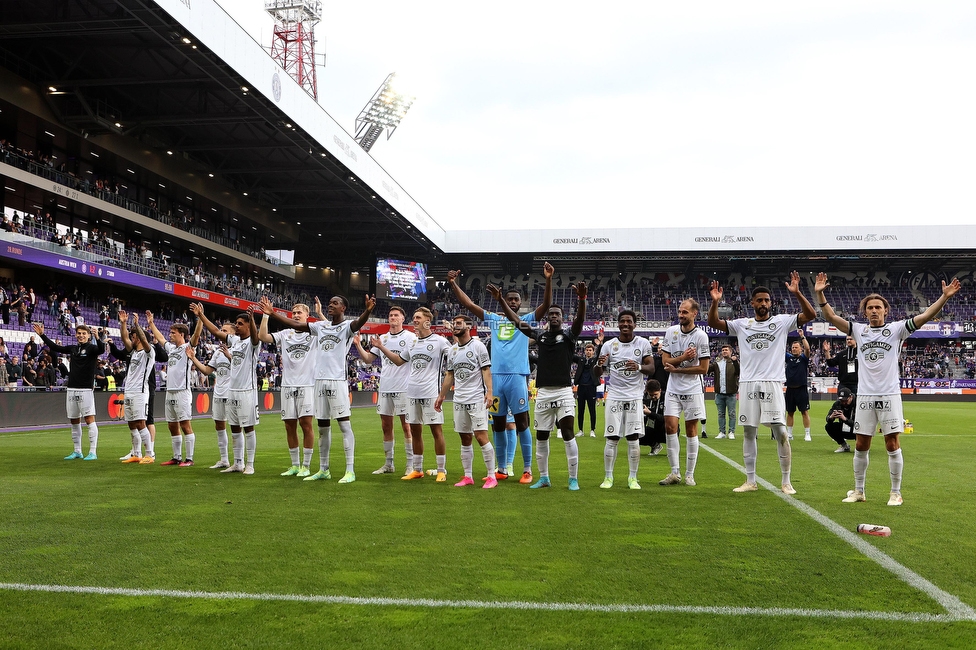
(0, 358), (8, 389)
(11, 285), (28, 326)
(0, 336), (8, 359)
(23, 336), (39, 362)
(8, 356), (22, 389)
(0, 285), (9, 324)
(37, 358), (58, 389)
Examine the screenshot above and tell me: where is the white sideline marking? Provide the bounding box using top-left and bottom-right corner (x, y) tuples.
(0, 582), (966, 623)
(700, 443), (976, 621)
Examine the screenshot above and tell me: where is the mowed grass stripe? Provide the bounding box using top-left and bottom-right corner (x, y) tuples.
(700, 442), (976, 620)
(0, 581), (962, 623)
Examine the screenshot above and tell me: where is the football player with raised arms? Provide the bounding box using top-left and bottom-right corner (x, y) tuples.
(352, 305), (417, 475)
(487, 281), (587, 490)
(259, 298), (318, 478)
(263, 294), (375, 484)
(446, 263), (553, 483)
(814, 272), (960, 506)
(116, 310), (156, 463)
(707, 272), (817, 495)
(147, 311), (202, 467)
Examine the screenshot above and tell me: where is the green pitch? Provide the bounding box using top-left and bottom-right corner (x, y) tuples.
(2, 400), (975, 649)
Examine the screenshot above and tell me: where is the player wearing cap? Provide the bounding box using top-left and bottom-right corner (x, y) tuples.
(815, 272), (960, 506)
(707, 272), (817, 495)
(658, 298), (711, 487)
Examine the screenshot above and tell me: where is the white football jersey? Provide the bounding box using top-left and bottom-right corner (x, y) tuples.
(603, 336), (653, 401)
(206, 347), (232, 399)
(164, 342), (192, 391)
(726, 314), (799, 383)
(273, 329), (317, 387)
(447, 338), (491, 404)
(402, 333), (450, 399)
(308, 319), (354, 381)
(226, 334), (261, 391)
(850, 319), (913, 395)
(370, 328), (417, 394)
(661, 325), (710, 395)
(124, 346), (156, 394)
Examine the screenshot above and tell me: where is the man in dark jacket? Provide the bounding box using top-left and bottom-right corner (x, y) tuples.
(825, 386), (856, 453)
(824, 336), (858, 395)
(641, 379), (666, 456)
(709, 344), (739, 439)
(573, 335), (603, 437)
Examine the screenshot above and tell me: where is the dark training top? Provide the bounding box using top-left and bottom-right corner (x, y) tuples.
(785, 353), (809, 388)
(529, 326), (577, 388)
(40, 334), (104, 389)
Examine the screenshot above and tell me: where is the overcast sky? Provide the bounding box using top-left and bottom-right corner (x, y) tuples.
(218, 1), (976, 231)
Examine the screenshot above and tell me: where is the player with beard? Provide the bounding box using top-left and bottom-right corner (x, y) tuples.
(708, 272), (816, 495)
(814, 272), (960, 506)
(488, 281), (587, 490)
(595, 310), (655, 489)
(658, 298), (711, 487)
(435, 315), (496, 488)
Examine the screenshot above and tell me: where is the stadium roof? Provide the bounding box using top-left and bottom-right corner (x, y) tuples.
(0, 0), (444, 268)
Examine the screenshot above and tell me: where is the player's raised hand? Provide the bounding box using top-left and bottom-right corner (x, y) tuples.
(785, 270), (801, 294)
(709, 280), (723, 302)
(144, 310), (154, 325)
(32, 322), (44, 336)
(118, 309), (128, 325)
(188, 302), (203, 317)
(132, 313), (140, 326)
(246, 304), (256, 316)
(364, 294), (376, 311)
(486, 284), (502, 301)
(219, 342), (231, 359)
(573, 281), (587, 299)
(369, 336), (383, 349)
(258, 296), (274, 315)
(943, 278), (962, 298)
(313, 296), (322, 311)
(595, 331), (604, 346)
(446, 269), (460, 283)
(543, 262), (554, 279)
(598, 353), (609, 366)
(813, 272), (830, 295)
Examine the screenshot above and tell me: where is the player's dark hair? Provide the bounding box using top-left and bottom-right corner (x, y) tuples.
(333, 295), (349, 309)
(646, 379), (661, 393)
(389, 305), (406, 318)
(75, 324), (92, 336)
(504, 288), (522, 300)
(171, 323), (189, 338)
(752, 286), (771, 298)
(618, 309), (637, 323)
(236, 312), (249, 323)
(454, 315), (474, 326)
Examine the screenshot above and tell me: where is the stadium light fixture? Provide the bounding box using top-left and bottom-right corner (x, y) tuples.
(354, 72), (415, 152)
(182, 37), (192, 44)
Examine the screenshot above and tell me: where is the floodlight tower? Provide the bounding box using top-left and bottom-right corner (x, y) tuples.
(354, 73), (415, 152)
(265, 0), (322, 99)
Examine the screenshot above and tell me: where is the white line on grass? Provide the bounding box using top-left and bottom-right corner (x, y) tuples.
(700, 443), (976, 621)
(0, 582), (966, 623)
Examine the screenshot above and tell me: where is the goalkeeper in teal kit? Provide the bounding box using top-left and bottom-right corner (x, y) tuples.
(446, 263), (553, 482)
